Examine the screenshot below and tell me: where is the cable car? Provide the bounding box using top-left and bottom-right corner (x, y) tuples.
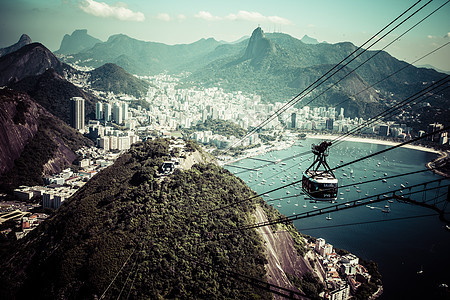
(302, 141), (338, 201)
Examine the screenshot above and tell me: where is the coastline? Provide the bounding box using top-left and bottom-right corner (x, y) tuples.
(306, 134), (440, 154)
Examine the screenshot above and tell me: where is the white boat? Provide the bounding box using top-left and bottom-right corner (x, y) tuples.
(326, 213), (332, 220)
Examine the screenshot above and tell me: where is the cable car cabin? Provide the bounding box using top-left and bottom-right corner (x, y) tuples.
(302, 141), (338, 201)
(302, 170), (338, 201)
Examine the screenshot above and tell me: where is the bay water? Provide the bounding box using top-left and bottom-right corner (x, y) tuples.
(226, 138), (450, 299)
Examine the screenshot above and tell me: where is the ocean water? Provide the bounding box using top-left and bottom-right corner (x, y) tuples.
(225, 138), (450, 299)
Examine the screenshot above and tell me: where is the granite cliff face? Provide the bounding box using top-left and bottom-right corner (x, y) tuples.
(56, 29), (102, 55)
(0, 34), (32, 58)
(0, 89), (40, 175)
(0, 88), (93, 190)
(0, 43), (68, 87)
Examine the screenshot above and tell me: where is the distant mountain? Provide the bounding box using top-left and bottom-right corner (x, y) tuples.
(0, 42), (69, 86)
(300, 34), (320, 44)
(415, 64), (450, 75)
(60, 33), (224, 75)
(87, 63), (148, 98)
(10, 69), (96, 124)
(0, 88), (93, 190)
(242, 27), (277, 61)
(185, 28), (448, 120)
(56, 29), (102, 55)
(0, 34), (32, 58)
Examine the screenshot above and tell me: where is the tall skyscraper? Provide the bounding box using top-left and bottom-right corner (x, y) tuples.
(104, 103), (112, 122)
(113, 102), (122, 124)
(122, 102), (128, 121)
(291, 112), (297, 129)
(96, 102), (103, 120)
(70, 97), (85, 131)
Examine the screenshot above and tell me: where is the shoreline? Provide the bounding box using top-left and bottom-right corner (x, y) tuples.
(306, 134), (440, 154)
(219, 133), (449, 178)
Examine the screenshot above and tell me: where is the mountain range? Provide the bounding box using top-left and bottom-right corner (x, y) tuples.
(55, 29), (102, 55)
(0, 37), (149, 191)
(56, 28), (448, 122)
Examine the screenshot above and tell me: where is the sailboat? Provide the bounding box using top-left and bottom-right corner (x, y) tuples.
(326, 213), (332, 220)
(417, 265), (423, 274)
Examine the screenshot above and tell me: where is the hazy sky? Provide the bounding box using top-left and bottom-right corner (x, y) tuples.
(1, 0), (449, 70)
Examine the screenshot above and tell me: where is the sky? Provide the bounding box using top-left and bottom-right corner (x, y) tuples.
(1, 0), (449, 70)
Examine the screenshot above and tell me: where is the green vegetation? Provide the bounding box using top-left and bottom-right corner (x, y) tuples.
(0, 99), (93, 192)
(353, 258), (382, 299)
(184, 118), (247, 139)
(0, 139), (274, 299)
(89, 63), (149, 98)
(287, 271), (324, 300)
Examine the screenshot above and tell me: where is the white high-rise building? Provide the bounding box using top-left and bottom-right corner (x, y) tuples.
(104, 103), (112, 121)
(96, 102), (103, 120)
(113, 102), (123, 124)
(122, 102), (128, 121)
(70, 97), (85, 131)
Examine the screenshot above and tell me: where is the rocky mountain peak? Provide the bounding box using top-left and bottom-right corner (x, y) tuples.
(0, 34), (32, 58)
(56, 29), (102, 55)
(243, 27), (276, 60)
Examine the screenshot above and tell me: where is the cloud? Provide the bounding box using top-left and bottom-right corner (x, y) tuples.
(427, 35), (434, 39)
(194, 10), (292, 25)
(194, 11), (221, 21)
(79, 0), (145, 22)
(156, 13), (171, 21)
(444, 32), (450, 38)
(177, 14), (186, 21)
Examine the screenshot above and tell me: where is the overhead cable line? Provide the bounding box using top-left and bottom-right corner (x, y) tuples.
(227, 40), (450, 177)
(331, 77), (449, 147)
(332, 40), (450, 109)
(228, 180), (450, 233)
(264, 167), (442, 203)
(99, 248), (137, 300)
(224, 0), (429, 152)
(296, 213), (439, 231)
(226, 0), (426, 152)
(298, 0), (449, 113)
(207, 125), (450, 215)
(181, 253), (309, 299)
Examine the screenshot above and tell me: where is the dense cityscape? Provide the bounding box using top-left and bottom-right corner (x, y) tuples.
(1, 1), (449, 297)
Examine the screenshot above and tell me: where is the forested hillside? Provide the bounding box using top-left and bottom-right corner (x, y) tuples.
(0, 139), (302, 299)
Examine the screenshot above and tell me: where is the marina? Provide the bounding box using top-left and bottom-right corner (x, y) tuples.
(226, 138), (449, 299)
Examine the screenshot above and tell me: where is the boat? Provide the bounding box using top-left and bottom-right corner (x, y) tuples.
(417, 266), (423, 274)
(382, 208), (390, 213)
(382, 179), (387, 183)
(326, 213), (332, 220)
(388, 200), (394, 203)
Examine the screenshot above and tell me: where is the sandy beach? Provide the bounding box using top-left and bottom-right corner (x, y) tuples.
(306, 134), (440, 154)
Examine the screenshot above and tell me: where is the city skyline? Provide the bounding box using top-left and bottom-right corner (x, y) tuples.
(1, 0), (449, 71)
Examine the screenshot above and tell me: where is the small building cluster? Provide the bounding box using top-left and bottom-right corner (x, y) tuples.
(311, 238), (372, 299)
(191, 130), (260, 149)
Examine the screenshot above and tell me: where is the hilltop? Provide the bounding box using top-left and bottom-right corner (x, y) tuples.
(0, 138), (316, 299)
